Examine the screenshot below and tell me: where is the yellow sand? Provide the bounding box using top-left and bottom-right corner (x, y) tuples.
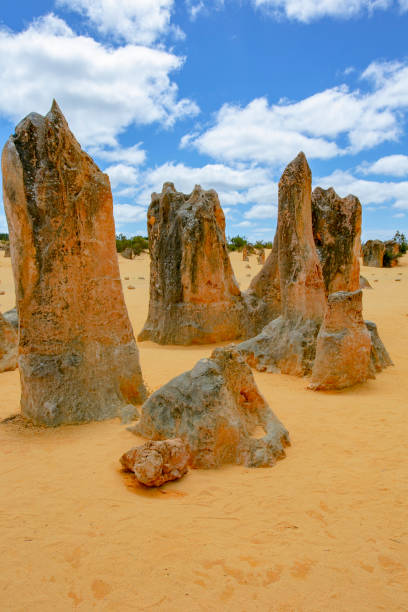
(0, 250), (407, 611)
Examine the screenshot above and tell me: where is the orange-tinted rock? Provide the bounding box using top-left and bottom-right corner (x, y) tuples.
(242, 246), (249, 261)
(1, 101), (146, 425)
(312, 187), (361, 294)
(238, 153), (326, 375)
(131, 346), (290, 469)
(243, 232), (281, 336)
(4, 245), (10, 257)
(383, 240), (400, 267)
(257, 249), (265, 265)
(138, 183), (246, 345)
(0, 312), (18, 372)
(309, 290), (372, 390)
(120, 438), (190, 487)
(362, 240), (384, 267)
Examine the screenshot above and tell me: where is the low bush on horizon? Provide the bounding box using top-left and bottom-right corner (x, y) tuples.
(116, 234), (148, 255)
(227, 235), (273, 252)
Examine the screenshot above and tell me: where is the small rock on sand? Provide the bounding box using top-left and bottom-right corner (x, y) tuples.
(120, 438), (190, 487)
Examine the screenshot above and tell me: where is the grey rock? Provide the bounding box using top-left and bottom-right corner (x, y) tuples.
(365, 320), (393, 373)
(131, 346), (290, 469)
(3, 307), (18, 330)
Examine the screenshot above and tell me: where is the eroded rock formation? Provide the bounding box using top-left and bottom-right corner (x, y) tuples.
(0, 312), (18, 372)
(138, 183), (247, 345)
(121, 248), (134, 260)
(309, 290), (372, 390)
(312, 187), (361, 294)
(363, 240), (385, 267)
(238, 152), (326, 375)
(365, 320), (393, 373)
(257, 249), (266, 265)
(2, 101), (146, 425)
(243, 232), (281, 337)
(242, 246), (249, 261)
(384, 240), (400, 267)
(131, 346), (290, 469)
(120, 438), (190, 487)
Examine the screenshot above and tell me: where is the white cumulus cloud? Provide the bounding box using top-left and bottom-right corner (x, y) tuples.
(360, 154), (408, 177)
(315, 169), (408, 210)
(252, 0), (393, 22)
(0, 14), (198, 147)
(105, 164), (140, 188)
(113, 203), (147, 224)
(56, 0), (181, 45)
(182, 60), (408, 166)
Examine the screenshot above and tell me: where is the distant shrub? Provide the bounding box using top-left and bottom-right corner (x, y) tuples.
(0, 233), (9, 241)
(227, 235), (248, 251)
(254, 240), (273, 250)
(116, 234), (148, 255)
(393, 231), (408, 255)
(131, 235), (149, 255)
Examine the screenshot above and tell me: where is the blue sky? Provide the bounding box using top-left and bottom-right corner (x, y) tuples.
(1, 0), (408, 241)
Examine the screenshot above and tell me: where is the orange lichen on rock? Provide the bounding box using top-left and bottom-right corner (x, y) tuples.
(138, 183), (247, 345)
(363, 240), (385, 267)
(238, 152), (326, 375)
(1, 101), (146, 425)
(312, 187), (362, 294)
(132, 346), (290, 469)
(120, 439), (190, 487)
(309, 290), (372, 390)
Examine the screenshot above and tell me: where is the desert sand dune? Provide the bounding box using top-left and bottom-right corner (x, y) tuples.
(0, 249), (407, 611)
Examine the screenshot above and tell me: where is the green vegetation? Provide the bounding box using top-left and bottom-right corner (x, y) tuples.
(116, 234), (148, 255)
(382, 250), (394, 267)
(0, 233), (9, 241)
(393, 231), (408, 254)
(227, 235), (248, 251)
(227, 236), (274, 252)
(254, 240), (273, 250)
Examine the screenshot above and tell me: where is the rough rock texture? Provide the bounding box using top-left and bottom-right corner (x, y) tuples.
(243, 232), (281, 337)
(359, 275), (373, 290)
(309, 290), (372, 390)
(363, 240), (385, 267)
(138, 183), (247, 345)
(365, 320), (393, 373)
(238, 153), (326, 376)
(384, 240), (400, 267)
(257, 249), (266, 265)
(242, 247), (249, 261)
(312, 187), (362, 294)
(0, 312), (18, 372)
(1, 101), (146, 425)
(121, 248), (134, 260)
(3, 307), (18, 329)
(131, 346), (290, 469)
(120, 438), (190, 487)
(4, 245), (10, 257)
